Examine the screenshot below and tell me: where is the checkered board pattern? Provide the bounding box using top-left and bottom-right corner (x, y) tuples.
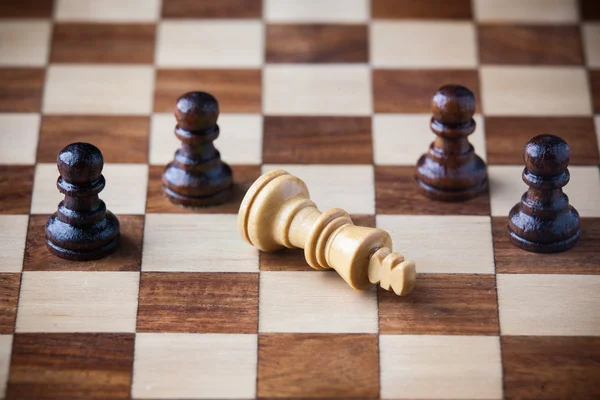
(0, 0), (600, 399)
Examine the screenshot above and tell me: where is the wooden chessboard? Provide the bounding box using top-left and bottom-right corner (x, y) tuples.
(1, 0), (600, 399)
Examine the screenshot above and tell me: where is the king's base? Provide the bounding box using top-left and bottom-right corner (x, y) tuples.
(507, 228), (580, 254)
(163, 185), (233, 208)
(45, 236), (120, 261)
(415, 177), (488, 202)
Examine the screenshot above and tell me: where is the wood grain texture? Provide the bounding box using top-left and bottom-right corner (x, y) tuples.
(154, 69), (262, 113)
(147, 164), (261, 214)
(0, 166), (33, 214)
(478, 25), (584, 65)
(38, 116), (150, 163)
(376, 166), (491, 215)
(259, 215), (374, 271)
(162, 0), (262, 18)
(485, 117), (598, 165)
(372, 0), (472, 19)
(0, 273), (20, 334)
(0, 0), (53, 17)
(258, 333), (379, 399)
(137, 272), (258, 333)
(379, 274), (499, 335)
(373, 69), (480, 113)
(263, 116), (372, 164)
(0, 68), (45, 112)
(580, 0), (600, 20)
(51, 23), (156, 63)
(590, 70), (600, 114)
(266, 24), (368, 63)
(23, 215), (143, 271)
(7, 333), (134, 400)
(502, 336), (600, 400)
(493, 217), (600, 274)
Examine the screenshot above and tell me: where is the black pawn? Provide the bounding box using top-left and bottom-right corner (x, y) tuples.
(508, 135), (580, 253)
(45, 143), (120, 260)
(162, 91), (233, 207)
(415, 84), (487, 201)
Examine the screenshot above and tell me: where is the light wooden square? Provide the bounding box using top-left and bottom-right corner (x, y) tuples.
(157, 21), (263, 67)
(373, 114), (486, 165)
(259, 271), (378, 333)
(265, 0), (369, 22)
(0, 21), (51, 66)
(371, 22), (477, 68)
(262, 164), (375, 214)
(380, 335), (503, 400)
(0, 114), (40, 165)
(132, 333), (257, 399)
(264, 65), (372, 116)
(142, 214), (258, 272)
(16, 271), (139, 332)
(150, 113), (262, 165)
(480, 67), (591, 116)
(583, 23), (600, 68)
(376, 215), (495, 274)
(498, 274), (600, 336)
(474, 0), (578, 23)
(56, 0), (161, 22)
(0, 335), (12, 397)
(0, 215), (28, 273)
(31, 163), (148, 215)
(43, 65), (154, 115)
(489, 165), (600, 217)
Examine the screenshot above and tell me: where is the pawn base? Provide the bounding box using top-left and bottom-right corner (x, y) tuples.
(507, 228), (580, 254)
(46, 236), (119, 261)
(163, 185), (233, 208)
(415, 176), (488, 202)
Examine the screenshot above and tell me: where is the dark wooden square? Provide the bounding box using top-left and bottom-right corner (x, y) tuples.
(146, 164), (261, 214)
(379, 273), (499, 335)
(0, 166), (34, 214)
(137, 272), (258, 333)
(262, 116), (372, 164)
(372, 0), (472, 19)
(0, 273), (20, 334)
(154, 69), (262, 113)
(258, 333), (379, 399)
(478, 25), (584, 65)
(590, 70), (600, 114)
(162, 0), (262, 18)
(0, 0), (53, 17)
(260, 215), (375, 271)
(492, 217), (600, 274)
(266, 24), (368, 63)
(375, 166), (491, 215)
(373, 69), (480, 113)
(23, 215), (144, 271)
(0, 68), (45, 112)
(51, 23), (156, 64)
(38, 116), (150, 163)
(485, 117), (599, 165)
(7, 333), (135, 400)
(502, 336), (600, 400)
(580, 0), (600, 20)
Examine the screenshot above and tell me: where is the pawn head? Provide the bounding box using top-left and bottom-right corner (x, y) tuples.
(524, 134), (570, 177)
(57, 142), (103, 184)
(431, 84), (475, 125)
(175, 91), (219, 131)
